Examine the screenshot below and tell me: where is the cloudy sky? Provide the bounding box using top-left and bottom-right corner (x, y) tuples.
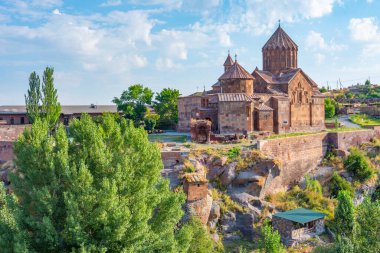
(1, 0), (380, 105)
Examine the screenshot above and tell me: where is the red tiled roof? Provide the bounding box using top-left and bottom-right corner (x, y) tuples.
(217, 93), (253, 102)
(218, 61), (254, 80)
(263, 26), (298, 50)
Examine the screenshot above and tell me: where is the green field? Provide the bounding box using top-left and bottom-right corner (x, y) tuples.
(349, 114), (380, 126)
(148, 134), (188, 143)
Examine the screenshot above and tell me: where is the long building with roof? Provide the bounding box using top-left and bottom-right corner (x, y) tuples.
(178, 25), (325, 135)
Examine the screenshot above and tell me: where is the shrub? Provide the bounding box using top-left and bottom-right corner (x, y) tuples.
(258, 220), (285, 253)
(344, 148), (373, 182)
(330, 172), (354, 198)
(305, 176), (323, 196)
(227, 147), (240, 160)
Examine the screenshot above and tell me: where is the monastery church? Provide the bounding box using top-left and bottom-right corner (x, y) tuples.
(178, 25), (325, 135)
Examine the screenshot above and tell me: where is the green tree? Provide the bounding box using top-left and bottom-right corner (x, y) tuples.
(0, 184), (30, 253)
(176, 217), (215, 253)
(24, 67), (61, 128)
(354, 198), (380, 253)
(5, 114), (188, 252)
(344, 148), (373, 182)
(333, 191), (355, 238)
(319, 86), (327, 93)
(258, 220), (284, 253)
(305, 176), (323, 196)
(41, 67), (61, 129)
(144, 111), (160, 130)
(113, 84), (153, 126)
(325, 98), (336, 119)
(25, 71), (42, 123)
(335, 236), (354, 253)
(153, 88), (181, 129)
(330, 172), (354, 198)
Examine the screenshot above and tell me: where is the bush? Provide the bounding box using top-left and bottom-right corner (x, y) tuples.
(344, 148), (373, 182)
(227, 147), (240, 160)
(330, 172), (354, 198)
(258, 220), (285, 253)
(305, 176), (323, 196)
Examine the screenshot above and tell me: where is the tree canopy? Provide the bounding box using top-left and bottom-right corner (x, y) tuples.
(324, 98), (336, 119)
(1, 114), (200, 252)
(112, 84), (154, 126)
(25, 67), (61, 128)
(153, 88), (181, 129)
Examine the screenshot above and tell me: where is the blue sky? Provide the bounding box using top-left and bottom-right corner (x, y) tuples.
(1, 0), (380, 105)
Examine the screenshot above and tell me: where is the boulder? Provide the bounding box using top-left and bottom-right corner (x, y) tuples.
(235, 213), (256, 239)
(210, 233), (220, 243)
(212, 156), (228, 167)
(220, 162), (237, 186)
(233, 171), (263, 185)
(333, 149), (349, 158)
(208, 201), (221, 230)
(220, 211), (236, 233)
(230, 192), (257, 206)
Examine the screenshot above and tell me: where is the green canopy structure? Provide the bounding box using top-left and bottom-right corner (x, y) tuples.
(273, 208), (327, 224)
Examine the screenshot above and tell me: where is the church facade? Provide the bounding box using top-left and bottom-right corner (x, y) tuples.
(177, 26), (325, 135)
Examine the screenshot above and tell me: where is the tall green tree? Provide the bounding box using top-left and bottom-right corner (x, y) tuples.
(354, 199), (380, 253)
(41, 67), (61, 129)
(333, 191), (355, 238)
(5, 114), (189, 252)
(324, 98), (336, 119)
(153, 88), (181, 129)
(0, 184), (30, 253)
(24, 67), (61, 128)
(25, 71), (42, 123)
(258, 220), (284, 253)
(113, 84), (153, 126)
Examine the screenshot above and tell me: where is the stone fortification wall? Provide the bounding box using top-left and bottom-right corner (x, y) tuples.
(257, 129), (380, 193)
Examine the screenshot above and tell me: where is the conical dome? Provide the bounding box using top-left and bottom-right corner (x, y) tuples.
(218, 61), (253, 80)
(263, 26), (298, 50)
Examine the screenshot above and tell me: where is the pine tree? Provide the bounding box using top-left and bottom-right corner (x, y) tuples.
(41, 67), (61, 129)
(5, 114), (188, 252)
(25, 71), (41, 123)
(333, 191), (355, 238)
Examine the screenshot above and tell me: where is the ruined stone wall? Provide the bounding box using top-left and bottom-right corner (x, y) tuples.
(258, 133), (329, 193)
(0, 125), (29, 162)
(257, 129), (380, 193)
(360, 105), (380, 116)
(184, 182), (209, 202)
(218, 101), (253, 134)
(0, 114), (30, 125)
(177, 96), (202, 132)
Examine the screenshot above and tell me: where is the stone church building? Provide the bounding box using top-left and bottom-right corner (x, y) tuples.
(178, 26), (325, 135)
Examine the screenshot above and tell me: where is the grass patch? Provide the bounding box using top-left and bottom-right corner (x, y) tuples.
(211, 189), (246, 214)
(265, 131), (321, 140)
(266, 186), (337, 221)
(148, 134), (188, 143)
(349, 114), (380, 126)
(325, 127), (363, 132)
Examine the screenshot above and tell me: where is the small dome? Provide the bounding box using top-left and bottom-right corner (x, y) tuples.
(218, 61), (254, 80)
(263, 26), (298, 50)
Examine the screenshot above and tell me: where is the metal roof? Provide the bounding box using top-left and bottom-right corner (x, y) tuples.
(255, 104), (274, 111)
(273, 208), (327, 224)
(217, 93), (253, 102)
(0, 105), (118, 115)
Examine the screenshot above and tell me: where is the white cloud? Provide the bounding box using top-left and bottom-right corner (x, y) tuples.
(240, 0), (340, 34)
(349, 17), (378, 41)
(100, 0), (123, 7)
(52, 9), (61, 15)
(349, 17), (380, 57)
(314, 53), (326, 64)
(305, 31), (346, 51)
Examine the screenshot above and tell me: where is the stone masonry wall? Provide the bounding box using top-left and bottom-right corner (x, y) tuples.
(257, 129), (380, 193)
(0, 141), (14, 161)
